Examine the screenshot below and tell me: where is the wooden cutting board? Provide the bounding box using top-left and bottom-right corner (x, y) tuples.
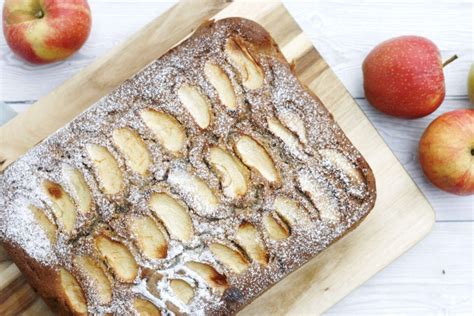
(0, 0), (435, 315)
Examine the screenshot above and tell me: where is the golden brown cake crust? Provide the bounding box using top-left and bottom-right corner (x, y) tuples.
(0, 18), (376, 315)
(2, 243), (70, 315)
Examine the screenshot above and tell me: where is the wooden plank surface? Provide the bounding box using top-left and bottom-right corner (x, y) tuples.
(1, 0), (471, 315)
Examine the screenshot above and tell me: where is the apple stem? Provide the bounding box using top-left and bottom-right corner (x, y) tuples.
(442, 55), (458, 67)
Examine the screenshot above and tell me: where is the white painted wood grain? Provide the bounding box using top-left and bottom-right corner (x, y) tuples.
(0, 1), (175, 101)
(328, 222), (473, 315)
(0, 0), (472, 315)
(286, 0), (473, 99)
(357, 98), (473, 222)
(0, 0), (472, 100)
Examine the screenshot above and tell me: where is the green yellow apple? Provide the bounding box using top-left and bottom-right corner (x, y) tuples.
(2, 0), (91, 64)
(468, 63), (474, 104)
(419, 109), (474, 195)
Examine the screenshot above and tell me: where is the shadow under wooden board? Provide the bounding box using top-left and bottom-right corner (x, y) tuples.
(0, 0), (435, 315)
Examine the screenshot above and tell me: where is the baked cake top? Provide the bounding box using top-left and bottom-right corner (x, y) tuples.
(0, 18), (375, 315)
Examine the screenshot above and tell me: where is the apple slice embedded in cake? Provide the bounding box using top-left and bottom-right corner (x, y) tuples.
(298, 172), (340, 222)
(29, 205), (57, 243)
(140, 109), (187, 156)
(234, 135), (280, 184)
(277, 109), (308, 145)
(74, 255), (112, 305)
(42, 180), (77, 233)
(208, 146), (249, 199)
(61, 165), (93, 215)
(86, 144), (124, 195)
(225, 37), (264, 89)
(204, 61), (237, 110)
(59, 268), (88, 315)
(235, 221), (268, 265)
(149, 192), (194, 242)
(133, 298), (161, 316)
(170, 279), (194, 305)
(319, 149), (366, 196)
(267, 117), (305, 157)
(94, 234), (139, 283)
(167, 167), (219, 218)
(262, 212), (290, 240)
(112, 127), (152, 176)
(209, 243), (249, 274)
(273, 196), (310, 226)
(178, 84), (212, 129)
(185, 261), (229, 293)
(128, 215), (168, 260)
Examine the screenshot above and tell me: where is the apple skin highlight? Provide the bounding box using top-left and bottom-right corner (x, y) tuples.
(419, 109), (474, 195)
(363, 36), (446, 119)
(3, 0), (91, 64)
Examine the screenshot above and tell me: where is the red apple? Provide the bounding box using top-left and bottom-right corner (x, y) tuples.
(363, 36), (453, 119)
(419, 109), (474, 195)
(3, 0), (91, 64)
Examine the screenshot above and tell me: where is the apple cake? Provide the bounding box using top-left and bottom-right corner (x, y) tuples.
(0, 18), (376, 315)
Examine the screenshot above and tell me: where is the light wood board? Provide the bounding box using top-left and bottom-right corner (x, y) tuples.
(0, 0), (435, 315)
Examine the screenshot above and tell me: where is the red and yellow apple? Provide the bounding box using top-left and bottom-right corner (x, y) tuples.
(419, 109), (474, 195)
(3, 0), (91, 64)
(363, 36), (453, 119)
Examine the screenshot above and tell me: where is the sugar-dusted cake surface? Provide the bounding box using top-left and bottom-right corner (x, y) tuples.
(0, 18), (376, 315)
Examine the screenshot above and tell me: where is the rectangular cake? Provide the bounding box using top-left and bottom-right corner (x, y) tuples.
(0, 18), (376, 315)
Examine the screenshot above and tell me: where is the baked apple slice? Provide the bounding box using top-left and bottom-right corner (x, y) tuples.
(42, 180), (77, 233)
(86, 144), (124, 195)
(167, 167), (219, 217)
(29, 205), (57, 243)
(204, 61), (237, 110)
(178, 84), (212, 129)
(235, 135), (280, 184)
(170, 279), (194, 305)
(262, 212), (290, 240)
(273, 196), (310, 226)
(61, 165), (93, 215)
(59, 268), (88, 315)
(133, 298), (161, 315)
(225, 37), (264, 89)
(209, 243), (249, 274)
(94, 234), (138, 283)
(140, 109), (186, 155)
(277, 110), (308, 144)
(129, 215), (168, 260)
(235, 221), (268, 265)
(149, 193), (193, 242)
(74, 255), (112, 305)
(208, 146), (249, 199)
(298, 172), (340, 222)
(267, 117), (304, 154)
(185, 261), (229, 293)
(112, 127), (152, 176)
(319, 149), (365, 192)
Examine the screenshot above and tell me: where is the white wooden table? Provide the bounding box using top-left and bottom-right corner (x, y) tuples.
(0, 0), (472, 314)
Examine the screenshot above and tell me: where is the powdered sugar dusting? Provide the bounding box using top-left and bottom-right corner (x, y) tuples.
(4, 198), (57, 265)
(0, 18), (375, 315)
